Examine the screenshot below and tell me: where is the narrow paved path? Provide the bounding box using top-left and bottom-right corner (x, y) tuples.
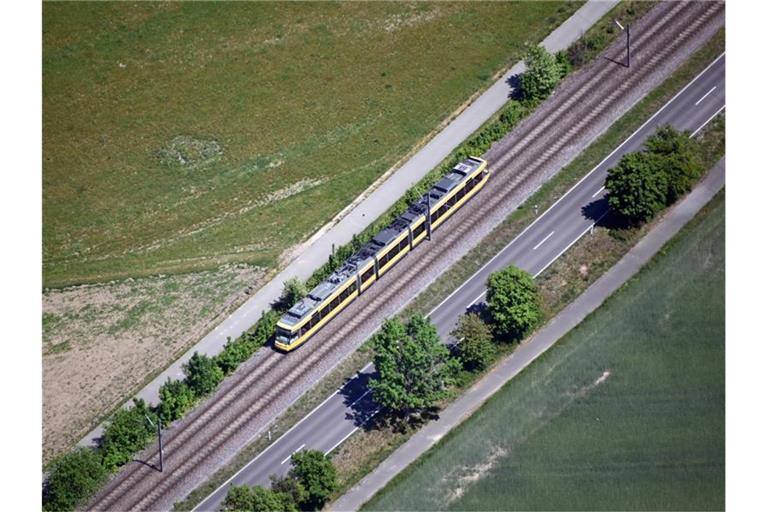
(78, 0), (618, 449)
(332, 157), (725, 511)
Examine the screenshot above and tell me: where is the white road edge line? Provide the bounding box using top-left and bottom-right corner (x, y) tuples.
(425, 52), (724, 320)
(281, 444), (306, 465)
(324, 408), (381, 456)
(533, 231), (555, 250)
(592, 185), (605, 198)
(690, 104), (725, 137)
(195, 52), (726, 511)
(468, 290), (487, 308)
(695, 85), (717, 106)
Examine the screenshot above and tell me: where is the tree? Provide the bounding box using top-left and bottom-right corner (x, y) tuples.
(520, 44), (562, 102)
(486, 266), (543, 340)
(270, 475), (306, 511)
(451, 313), (495, 371)
(288, 450), (339, 510)
(223, 485), (295, 512)
(100, 399), (156, 471)
(43, 448), (107, 512)
(279, 277), (307, 310)
(157, 378), (196, 423)
(183, 351), (224, 398)
(369, 316), (457, 415)
(644, 125), (703, 203)
(605, 151), (669, 225)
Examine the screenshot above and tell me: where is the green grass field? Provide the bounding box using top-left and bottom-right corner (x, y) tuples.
(364, 193), (725, 511)
(43, 1), (578, 287)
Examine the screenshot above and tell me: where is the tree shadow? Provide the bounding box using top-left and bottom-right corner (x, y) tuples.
(506, 73), (523, 100)
(580, 197), (631, 230)
(340, 371), (379, 430)
(466, 302), (492, 323)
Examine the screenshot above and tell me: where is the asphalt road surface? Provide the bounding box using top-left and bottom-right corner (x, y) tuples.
(195, 53), (725, 512)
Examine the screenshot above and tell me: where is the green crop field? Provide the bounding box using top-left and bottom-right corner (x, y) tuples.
(43, 1), (579, 287)
(364, 193), (725, 511)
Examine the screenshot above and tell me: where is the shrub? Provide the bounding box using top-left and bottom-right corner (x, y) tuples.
(520, 44), (562, 102)
(100, 399), (156, 471)
(606, 151), (669, 225)
(222, 485), (296, 512)
(451, 313), (495, 371)
(43, 448), (107, 512)
(288, 450), (339, 510)
(183, 352), (224, 398)
(486, 266), (543, 340)
(278, 277), (307, 310)
(157, 378), (196, 423)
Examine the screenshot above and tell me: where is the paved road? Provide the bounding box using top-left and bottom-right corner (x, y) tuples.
(78, 0), (618, 449)
(194, 52), (725, 512)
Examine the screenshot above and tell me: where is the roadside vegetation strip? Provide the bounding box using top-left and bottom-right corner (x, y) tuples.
(363, 190), (725, 511)
(43, 1), (581, 287)
(174, 9), (722, 512)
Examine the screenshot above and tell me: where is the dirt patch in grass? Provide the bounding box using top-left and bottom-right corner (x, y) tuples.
(42, 264), (264, 464)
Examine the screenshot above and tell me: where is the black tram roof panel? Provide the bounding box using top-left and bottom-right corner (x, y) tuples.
(434, 172), (464, 193)
(309, 280), (337, 302)
(373, 223), (407, 247)
(285, 297), (319, 324)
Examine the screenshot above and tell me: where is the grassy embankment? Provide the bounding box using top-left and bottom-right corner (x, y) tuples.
(43, 1), (580, 287)
(364, 190), (725, 511)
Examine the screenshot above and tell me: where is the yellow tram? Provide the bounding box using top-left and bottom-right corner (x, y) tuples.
(275, 156), (489, 351)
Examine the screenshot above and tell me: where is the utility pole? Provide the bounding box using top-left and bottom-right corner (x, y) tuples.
(145, 415), (164, 472)
(425, 193), (432, 241)
(615, 20), (630, 68)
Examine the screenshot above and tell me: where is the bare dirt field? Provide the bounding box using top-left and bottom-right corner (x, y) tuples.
(42, 264), (263, 463)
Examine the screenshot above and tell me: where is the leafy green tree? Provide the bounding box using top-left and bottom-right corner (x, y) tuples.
(43, 448), (107, 512)
(605, 151), (669, 225)
(370, 316), (457, 415)
(183, 352), (224, 398)
(100, 399), (156, 471)
(644, 125), (703, 203)
(223, 485), (295, 512)
(288, 450), (339, 510)
(270, 475), (306, 511)
(280, 277), (307, 310)
(157, 378), (196, 423)
(520, 44), (562, 102)
(486, 266), (543, 340)
(451, 313), (495, 371)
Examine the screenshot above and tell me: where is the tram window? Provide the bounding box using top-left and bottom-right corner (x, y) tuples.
(399, 238), (409, 250)
(413, 223), (425, 237)
(321, 304), (331, 317)
(362, 267), (374, 281)
(347, 283), (356, 295)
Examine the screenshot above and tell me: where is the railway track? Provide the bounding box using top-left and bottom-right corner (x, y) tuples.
(87, 2), (724, 510)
